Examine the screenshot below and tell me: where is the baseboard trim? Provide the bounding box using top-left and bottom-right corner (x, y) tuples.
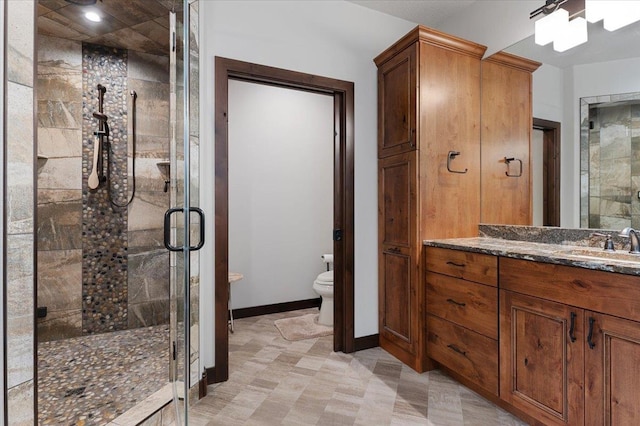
(205, 366), (221, 385)
(354, 333), (379, 351)
(232, 298), (321, 320)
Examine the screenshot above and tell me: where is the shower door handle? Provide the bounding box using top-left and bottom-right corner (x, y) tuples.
(164, 207), (183, 252)
(163, 207), (206, 252)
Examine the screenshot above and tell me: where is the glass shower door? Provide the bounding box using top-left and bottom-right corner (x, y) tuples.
(167, 1), (201, 424)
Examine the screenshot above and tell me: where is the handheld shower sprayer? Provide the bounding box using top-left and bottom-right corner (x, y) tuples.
(88, 85), (108, 190)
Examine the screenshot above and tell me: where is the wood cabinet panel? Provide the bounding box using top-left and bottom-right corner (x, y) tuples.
(500, 257), (640, 323)
(481, 53), (540, 225)
(378, 44), (417, 158)
(585, 312), (640, 426)
(425, 247), (497, 286)
(379, 153), (415, 248)
(418, 42), (481, 239)
(500, 290), (584, 425)
(380, 251), (412, 344)
(425, 272), (497, 338)
(427, 314), (498, 395)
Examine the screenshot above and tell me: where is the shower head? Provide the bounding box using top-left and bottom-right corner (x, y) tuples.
(93, 112), (108, 122)
(97, 84), (106, 93)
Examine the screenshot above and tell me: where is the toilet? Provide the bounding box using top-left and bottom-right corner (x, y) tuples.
(313, 256), (334, 326)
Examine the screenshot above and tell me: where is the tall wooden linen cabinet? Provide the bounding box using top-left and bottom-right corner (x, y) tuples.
(375, 27), (486, 372)
(375, 26), (540, 372)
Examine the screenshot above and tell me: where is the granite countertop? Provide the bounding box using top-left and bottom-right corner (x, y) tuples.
(423, 237), (640, 276)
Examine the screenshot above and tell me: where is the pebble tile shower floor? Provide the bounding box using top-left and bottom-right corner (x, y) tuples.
(38, 325), (169, 425)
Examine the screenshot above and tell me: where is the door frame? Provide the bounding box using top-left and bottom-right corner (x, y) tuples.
(213, 57), (355, 382)
(533, 118), (561, 227)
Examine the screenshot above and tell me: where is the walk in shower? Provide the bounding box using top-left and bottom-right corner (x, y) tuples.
(34, 0), (200, 424)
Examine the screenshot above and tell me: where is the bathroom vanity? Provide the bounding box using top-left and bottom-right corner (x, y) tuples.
(424, 227), (640, 425)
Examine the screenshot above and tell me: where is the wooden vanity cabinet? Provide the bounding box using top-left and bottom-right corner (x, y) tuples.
(481, 53), (540, 225)
(500, 290), (584, 425)
(425, 247), (499, 395)
(585, 312), (640, 425)
(500, 257), (640, 426)
(375, 26), (486, 372)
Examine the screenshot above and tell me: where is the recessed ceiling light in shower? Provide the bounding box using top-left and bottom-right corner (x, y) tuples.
(85, 11), (102, 22)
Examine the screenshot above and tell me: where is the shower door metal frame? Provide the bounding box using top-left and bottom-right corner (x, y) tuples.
(168, 2), (201, 424)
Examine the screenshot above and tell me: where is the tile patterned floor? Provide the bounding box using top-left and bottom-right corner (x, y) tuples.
(38, 325), (170, 425)
(188, 309), (527, 425)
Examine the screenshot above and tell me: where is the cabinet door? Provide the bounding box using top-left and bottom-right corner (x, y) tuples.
(585, 312), (640, 426)
(378, 44), (417, 158)
(418, 41), (482, 239)
(481, 54), (537, 225)
(500, 290), (584, 425)
(378, 152), (420, 367)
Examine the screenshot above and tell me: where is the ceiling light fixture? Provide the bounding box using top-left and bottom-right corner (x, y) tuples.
(553, 16), (588, 52)
(532, 0), (640, 53)
(586, 0), (640, 31)
(85, 11), (101, 22)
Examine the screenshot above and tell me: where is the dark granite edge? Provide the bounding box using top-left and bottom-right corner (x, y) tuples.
(423, 238), (640, 277)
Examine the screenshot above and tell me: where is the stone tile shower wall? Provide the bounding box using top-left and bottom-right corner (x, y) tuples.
(37, 36), (170, 341)
(6, 1), (36, 423)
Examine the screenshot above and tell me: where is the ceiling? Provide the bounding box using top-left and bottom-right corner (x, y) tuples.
(37, 0), (182, 56)
(39, 0), (639, 68)
(349, 0), (476, 27)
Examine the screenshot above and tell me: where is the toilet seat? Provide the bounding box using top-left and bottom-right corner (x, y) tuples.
(315, 271), (334, 285)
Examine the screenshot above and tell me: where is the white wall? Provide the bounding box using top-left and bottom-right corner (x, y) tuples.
(228, 80), (334, 309)
(199, 0), (417, 369)
(438, 1), (539, 57)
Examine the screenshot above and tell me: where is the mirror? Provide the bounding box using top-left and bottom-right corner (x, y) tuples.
(504, 17), (640, 229)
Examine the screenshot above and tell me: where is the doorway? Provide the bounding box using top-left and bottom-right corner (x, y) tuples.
(533, 118), (561, 227)
(214, 57), (355, 382)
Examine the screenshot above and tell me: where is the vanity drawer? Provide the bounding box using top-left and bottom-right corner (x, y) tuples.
(425, 247), (497, 286)
(500, 257), (640, 322)
(426, 272), (498, 339)
(426, 314), (498, 395)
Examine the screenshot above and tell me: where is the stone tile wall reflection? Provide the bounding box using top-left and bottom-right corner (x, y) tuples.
(36, 36), (170, 341)
(586, 99), (640, 230)
(582, 92), (640, 229)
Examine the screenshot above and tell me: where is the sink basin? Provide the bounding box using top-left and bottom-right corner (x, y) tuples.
(556, 248), (640, 264)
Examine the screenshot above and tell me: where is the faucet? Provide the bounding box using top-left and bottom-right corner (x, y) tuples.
(619, 227), (640, 254)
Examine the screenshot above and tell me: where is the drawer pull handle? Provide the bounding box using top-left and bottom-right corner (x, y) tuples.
(447, 344), (467, 357)
(569, 312), (577, 343)
(446, 298), (466, 307)
(587, 317), (596, 349)
(446, 261), (465, 268)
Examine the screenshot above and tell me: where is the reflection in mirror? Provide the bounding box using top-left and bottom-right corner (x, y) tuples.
(505, 17), (640, 229)
(580, 93), (640, 230)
